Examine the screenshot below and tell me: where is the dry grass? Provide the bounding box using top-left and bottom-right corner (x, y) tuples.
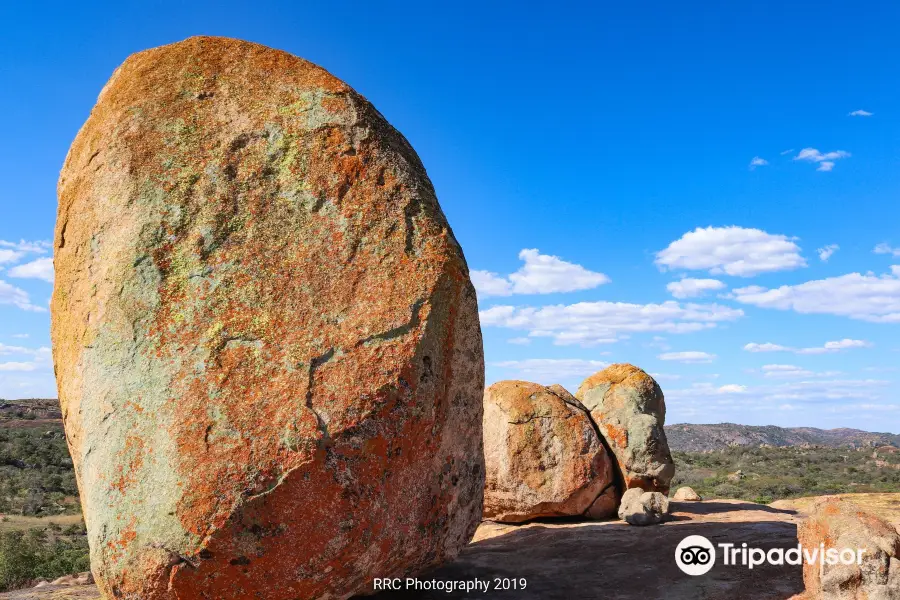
(0, 514), (82, 533)
(771, 492), (900, 526)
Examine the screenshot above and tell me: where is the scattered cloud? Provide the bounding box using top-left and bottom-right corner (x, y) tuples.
(760, 364), (842, 379)
(717, 384), (747, 393)
(0, 250), (25, 265)
(732, 267), (900, 323)
(749, 157), (768, 170)
(849, 110), (873, 117)
(0, 361), (39, 372)
(817, 244), (839, 262)
(667, 379), (893, 417)
(480, 301), (743, 346)
(8, 257), (54, 283)
(10, 334), (29, 339)
(649, 372), (682, 381)
(472, 249), (610, 298)
(656, 226), (806, 277)
(793, 148), (850, 171)
(874, 243), (900, 257)
(780, 149), (795, 155)
(0, 280), (47, 312)
(507, 337), (531, 345)
(491, 358), (609, 382)
(667, 277), (726, 299)
(658, 351), (716, 364)
(743, 339), (870, 355)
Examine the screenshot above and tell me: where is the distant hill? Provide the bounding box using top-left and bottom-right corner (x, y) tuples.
(0, 399), (62, 429)
(666, 422), (900, 452)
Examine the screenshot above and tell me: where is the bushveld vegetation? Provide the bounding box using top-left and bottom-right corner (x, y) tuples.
(672, 445), (900, 504)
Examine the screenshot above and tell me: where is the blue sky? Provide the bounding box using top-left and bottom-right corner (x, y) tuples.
(0, 1), (898, 430)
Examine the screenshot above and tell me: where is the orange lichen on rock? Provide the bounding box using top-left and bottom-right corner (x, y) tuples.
(797, 497), (900, 599)
(52, 36), (484, 599)
(482, 381), (617, 523)
(576, 364), (674, 494)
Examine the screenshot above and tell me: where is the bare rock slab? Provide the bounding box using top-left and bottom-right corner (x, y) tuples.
(482, 382), (616, 523)
(52, 36), (484, 600)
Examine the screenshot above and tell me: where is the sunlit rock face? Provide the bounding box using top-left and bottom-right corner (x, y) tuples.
(52, 36), (484, 600)
(482, 381), (617, 523)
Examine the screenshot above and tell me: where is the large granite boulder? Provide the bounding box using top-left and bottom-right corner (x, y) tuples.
(797, 497), (900, 599)
(51, 36), (484, 600)
(483, 381), (617, 523)
(576, 364), (675, 494)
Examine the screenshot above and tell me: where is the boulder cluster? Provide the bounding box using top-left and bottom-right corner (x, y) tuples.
(482, 364), (676, 525)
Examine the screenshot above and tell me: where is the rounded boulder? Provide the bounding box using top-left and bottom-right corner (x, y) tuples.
(483, 381), (617, 523)
(576, 364), (675, 494)
(52, 36), (484, 600)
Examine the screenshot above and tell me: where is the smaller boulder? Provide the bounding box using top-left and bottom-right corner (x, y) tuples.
(618, 488), (670, 526)
(576, 364), (675, 494)
(483, 381), (617, 523)
(797, 497), (900, 599)
(727, 470), (745, 482)
(673, 486), (702, 501)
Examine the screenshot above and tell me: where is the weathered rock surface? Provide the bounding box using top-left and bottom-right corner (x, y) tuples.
(482, 381), (616, 523)
(4, 500), (806, 600)
(52, 36), (484, 599)
(673, 486), (702, 501)
(576, 364), (675, 494)
(797, 497), (900, 599)
(618, 487), (670, 526)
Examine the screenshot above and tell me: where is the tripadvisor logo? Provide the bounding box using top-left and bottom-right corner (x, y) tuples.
(675, 535), (867, 576)
(676, 535), (716, 575)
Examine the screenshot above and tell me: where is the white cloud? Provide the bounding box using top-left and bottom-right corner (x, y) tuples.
(656, 226), (806, 277)
(0, 346), (54, 397)
(0, 361), (38, 372)
(668, 378), (890, 405)
(794, 148), (850, 171)
(0, 240), (51, 253)
(472, 249), (610, 298)
(470, 271), (513, 297)
(780, 149), (795, 155)
(507, 337), (532, 345)
(8, 257), (54, 283)
(0, 250), (25, 265)
(749, 156), (768, 170)
(492, 358), (609, 382)
(874, 243), (900, 257)
(717, 384), (747, 393)
(649, 372), (682, 381)
(744, 339), (870, 355)
(849, 110), (873, 117)
(760, 364), (842, 379)
(10, 334), (29, 339)
(732, 267), (900, 323)
(0, 280), (47, 312)
(817, 244), (839, 262)
(666, 278), (726, 299)
(480, 301), (743, 346)
(658, 351), (716, 364)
